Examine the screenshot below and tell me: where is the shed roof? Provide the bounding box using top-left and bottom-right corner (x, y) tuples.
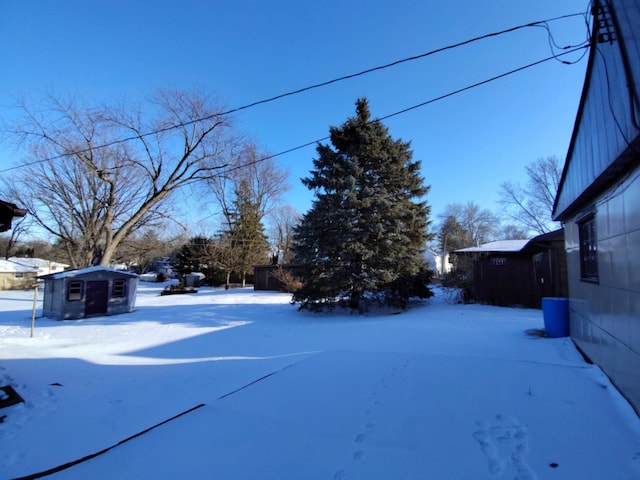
(43, 266), (138, 280)
(455, 229), (564, 254)
(455, 239), (529, 254)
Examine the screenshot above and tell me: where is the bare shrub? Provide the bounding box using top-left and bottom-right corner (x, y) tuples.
(271, 266), (302, 293)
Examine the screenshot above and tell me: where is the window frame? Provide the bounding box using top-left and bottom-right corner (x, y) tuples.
(67, 280), (84, 301)
(112, 279), (126, 298)
(578, 213), (599, 283)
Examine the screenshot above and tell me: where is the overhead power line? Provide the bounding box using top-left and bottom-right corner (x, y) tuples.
(215, 12), (588, 116)
(214, 45), (590, 178)
(0, 12), (589, 174)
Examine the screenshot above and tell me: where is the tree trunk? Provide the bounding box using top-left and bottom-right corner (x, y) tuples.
(349, 289), (361, 311)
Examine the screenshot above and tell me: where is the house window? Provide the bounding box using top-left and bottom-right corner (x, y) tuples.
(112, 279), (126, 298)
(14, 272), (24, 279)
(67, 281), (83, 301)
(578, 214), (598, 282)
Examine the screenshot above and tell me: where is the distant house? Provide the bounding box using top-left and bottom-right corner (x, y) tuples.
(552, 0), (640, 413)
(41, 267), (138, 320)
(454, 230), (567, 308)
(8, 257), (69, 277)
(0, 259), (38, 290)
(424, 249), (452, 277)
(152, 258), (175, 278)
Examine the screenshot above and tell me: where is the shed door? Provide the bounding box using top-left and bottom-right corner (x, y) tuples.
(85, 280), (109, 317)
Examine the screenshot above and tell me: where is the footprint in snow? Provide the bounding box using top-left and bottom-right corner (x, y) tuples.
(473, 414), (537, 480)
(353, 450), (365, 462)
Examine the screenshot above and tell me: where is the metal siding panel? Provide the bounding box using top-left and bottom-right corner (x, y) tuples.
(616, 346), (640, 411)
(609, 287), (631, 341)
(556, 1), (640, 217)
(566, 161), (640, 412)
(625, 171), (640, 231)
(592, 285), (605, 329)
(592, 71), (612, 175)
(598, 237), (613, 287)
(631, 294), (640, 352)
(611, 233), (630, 289)
(608, 192), (625, 237)
(628, 229), (640, 292)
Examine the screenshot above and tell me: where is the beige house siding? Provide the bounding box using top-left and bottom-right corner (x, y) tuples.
(0, 271), (38, 290)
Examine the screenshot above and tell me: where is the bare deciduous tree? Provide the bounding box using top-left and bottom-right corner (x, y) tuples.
(499, 156), (562, 235)
(2, 89), (236, 268)
(498, 224), (531, 240)
(204, 233), (243, 288)
(115, 228), (181, 273)
(267, 205), (300, 264)
(206, 141), (289, 279)
(228, 142), (289, 218)
(208, 141), (289, 226)
(438, 202), (498, 248)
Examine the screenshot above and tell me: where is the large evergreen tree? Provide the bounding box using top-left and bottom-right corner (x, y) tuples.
(292, 98), (433, 311)
(175, 236), (217, 282)
(227, 179), (270, 286)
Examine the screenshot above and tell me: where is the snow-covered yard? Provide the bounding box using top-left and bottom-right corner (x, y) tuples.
(1, 283), (639, 479)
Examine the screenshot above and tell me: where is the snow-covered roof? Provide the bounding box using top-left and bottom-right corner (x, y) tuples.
(8, 257), (69, 269)
(0, 259), (39, 273)
(44, 266), (138, 280)
(455, 239), (530, 254)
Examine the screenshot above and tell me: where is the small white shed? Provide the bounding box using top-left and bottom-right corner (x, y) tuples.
(42, 267), (138, 320)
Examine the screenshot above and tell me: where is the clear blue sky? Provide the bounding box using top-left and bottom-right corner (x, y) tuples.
(0, 0), (590, 230)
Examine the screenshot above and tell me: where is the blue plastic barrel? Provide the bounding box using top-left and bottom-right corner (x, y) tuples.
(542, 297), (570, 338)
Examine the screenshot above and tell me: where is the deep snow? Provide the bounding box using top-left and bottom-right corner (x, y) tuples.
(1, 283), (639, 479)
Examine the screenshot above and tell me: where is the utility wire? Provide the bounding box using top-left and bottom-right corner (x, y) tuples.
(0, 11), (588, 174)
(215, 45), (590, 178)
(211, 12), (588, 117)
